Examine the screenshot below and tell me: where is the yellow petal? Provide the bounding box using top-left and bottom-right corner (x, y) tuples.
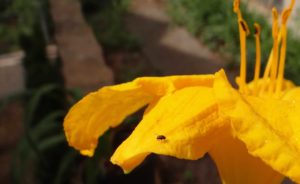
(244, 96), (300, 183)
(135, 74), (215, 94)
(282, 87), (300, 103)
(111, 86), (224, 172)
(246, 78), (295, 95)
(64, 82), (154, 156)
(64, 75), (215, 156)
(210, 130), (283, 184)
(214, 71), (300, 183)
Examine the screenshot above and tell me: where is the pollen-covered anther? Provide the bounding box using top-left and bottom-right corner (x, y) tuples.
(275, 2), (294, 95)
(239, 20), (250, 35)
(254, 23), (261, 35)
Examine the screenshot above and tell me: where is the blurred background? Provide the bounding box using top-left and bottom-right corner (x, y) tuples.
(0, 0), (299, 183)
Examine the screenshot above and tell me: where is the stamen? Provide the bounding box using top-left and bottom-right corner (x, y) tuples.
(261, 0), (294, 96)
(239, 20), (249, 92)
(276, 25), (287, 95)
(253, 23), (261, 94)
(233, 0), (241, 15)
(254, 24), (260, 35)
(240, 21), (248, 33)
(269, 8), (279, 94)
(276, 6), (293, 94)
(234, 0), (250, 93)
(289, 0), (296, 10)
(261, 31), (282, 94)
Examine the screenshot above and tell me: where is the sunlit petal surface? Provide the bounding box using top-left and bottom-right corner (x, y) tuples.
(64, 75), (215, 156)
(111, 85), (222, 172)
(214, 71), (300, 182)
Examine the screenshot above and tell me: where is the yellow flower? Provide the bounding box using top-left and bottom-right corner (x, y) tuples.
(64, 0), (300, 183)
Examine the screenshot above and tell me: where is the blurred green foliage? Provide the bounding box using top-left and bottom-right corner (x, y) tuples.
(82, 0), (140, 51)
(284, 37), (300, 84)
(0, 0), (138, 53)
(0, 0), (111, 183)
(167, 0), (300, 84)
(0, 0), (157, 183)
(0, 0), (40, 53)
(7, 83), (115, 184)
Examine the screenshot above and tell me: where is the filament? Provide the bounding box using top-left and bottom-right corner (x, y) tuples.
(253, 23), (261, 94)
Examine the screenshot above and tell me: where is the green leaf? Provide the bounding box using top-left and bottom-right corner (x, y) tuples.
(53, 150), (78, 184)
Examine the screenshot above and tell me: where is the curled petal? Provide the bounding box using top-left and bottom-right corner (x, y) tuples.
(64, 75), (215, 156)
(111, 86), (223, 172)
(64, 82), (154, 156)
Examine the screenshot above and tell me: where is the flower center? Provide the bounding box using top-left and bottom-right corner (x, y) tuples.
(234, 0), (295, 97)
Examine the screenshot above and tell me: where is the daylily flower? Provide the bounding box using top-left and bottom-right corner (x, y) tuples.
(64, 0), (300, 183)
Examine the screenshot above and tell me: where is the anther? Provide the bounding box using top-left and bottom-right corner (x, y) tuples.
(240, 21), (246, 31)
(254, 24), (260, 35)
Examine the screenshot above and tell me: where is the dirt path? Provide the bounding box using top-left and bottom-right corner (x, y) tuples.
(50, 0), (113, 92)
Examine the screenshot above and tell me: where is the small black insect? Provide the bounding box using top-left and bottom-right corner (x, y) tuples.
(156, 135), (166, 141)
